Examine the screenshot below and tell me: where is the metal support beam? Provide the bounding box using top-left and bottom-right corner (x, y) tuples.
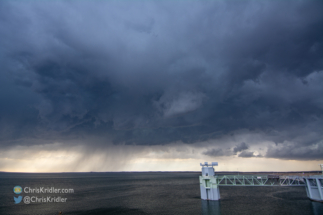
(305, 178), (313, 200)
(315, 178), (323, 200)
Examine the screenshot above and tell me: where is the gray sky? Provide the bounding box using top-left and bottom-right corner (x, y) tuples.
(0, 0), (322, 172)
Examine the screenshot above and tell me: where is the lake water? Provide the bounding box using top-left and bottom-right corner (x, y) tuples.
(0, 172), (322, 215)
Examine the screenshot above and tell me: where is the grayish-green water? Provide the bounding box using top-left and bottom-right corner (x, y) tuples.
(0, 172), (322, 214)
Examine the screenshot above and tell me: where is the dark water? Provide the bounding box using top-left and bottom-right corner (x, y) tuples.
(0, 172), (322, 215)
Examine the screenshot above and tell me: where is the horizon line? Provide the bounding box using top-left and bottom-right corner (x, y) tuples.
(1, 170), (322, 174)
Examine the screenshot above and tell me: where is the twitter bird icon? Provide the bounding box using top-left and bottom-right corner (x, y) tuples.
(14, 196), (22, 204)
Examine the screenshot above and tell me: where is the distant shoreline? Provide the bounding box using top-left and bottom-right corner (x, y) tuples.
(0, 171), (322, 176)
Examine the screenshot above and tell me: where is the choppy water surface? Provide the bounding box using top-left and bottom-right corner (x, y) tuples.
(0, 172), (322, 215)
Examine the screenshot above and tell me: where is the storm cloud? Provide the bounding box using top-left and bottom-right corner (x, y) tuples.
(233, 142), (249, 154)
(0, 0), (322, 166)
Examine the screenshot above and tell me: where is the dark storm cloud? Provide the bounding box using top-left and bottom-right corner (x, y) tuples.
(0, 1), (322, 160)
(203, 142), (262, 158)
(266, 139), (323, 160)
(233, 142), (249, 154)
(238, 151), (262, 158)
(203, 148), (233, 157)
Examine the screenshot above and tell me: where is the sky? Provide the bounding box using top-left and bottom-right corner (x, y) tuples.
(0, 0), (322, 172)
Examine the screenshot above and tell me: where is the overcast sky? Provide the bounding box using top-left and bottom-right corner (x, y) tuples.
(0, 0), (322, 172)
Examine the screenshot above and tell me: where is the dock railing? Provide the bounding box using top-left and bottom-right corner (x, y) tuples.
(214, 175), (305, 186)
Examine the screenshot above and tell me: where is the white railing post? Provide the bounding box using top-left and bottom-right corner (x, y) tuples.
(305, 178), (313, 199)
(316, 178), (323, 201)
